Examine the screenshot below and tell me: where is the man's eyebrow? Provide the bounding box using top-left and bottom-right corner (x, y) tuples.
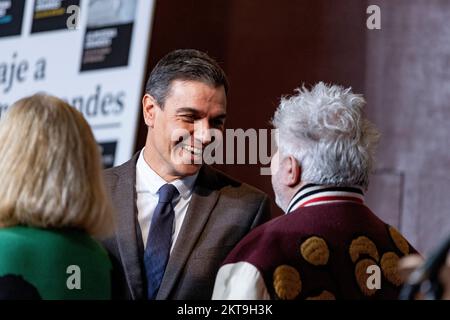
(176, 108), (227, 120)
(212, 114), (227, 120)
(176, 107), (203, 115)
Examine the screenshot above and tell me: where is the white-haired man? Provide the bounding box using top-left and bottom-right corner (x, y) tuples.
(212, 82), (418, 300)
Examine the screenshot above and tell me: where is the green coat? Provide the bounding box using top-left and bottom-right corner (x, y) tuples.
(0, 226), (112, 299)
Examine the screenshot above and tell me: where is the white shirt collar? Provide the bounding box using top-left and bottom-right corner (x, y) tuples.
(137, 149), (198, 199)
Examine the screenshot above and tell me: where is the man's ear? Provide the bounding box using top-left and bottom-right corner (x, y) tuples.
(283, 155), (301, 187)
(142, 94), (159, 128)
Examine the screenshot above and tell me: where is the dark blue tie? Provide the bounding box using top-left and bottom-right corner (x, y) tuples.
(144, 183), (179, 299)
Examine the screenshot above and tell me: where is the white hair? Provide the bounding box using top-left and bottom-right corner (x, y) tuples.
(272, 82), (379, 189)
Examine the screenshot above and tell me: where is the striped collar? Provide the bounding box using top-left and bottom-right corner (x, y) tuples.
(286, 184), (364, 214)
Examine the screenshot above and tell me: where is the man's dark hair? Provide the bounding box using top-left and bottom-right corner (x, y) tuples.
(145, 49), (229, 107)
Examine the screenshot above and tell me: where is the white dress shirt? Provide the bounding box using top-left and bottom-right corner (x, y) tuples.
(136, 149), (198, 252)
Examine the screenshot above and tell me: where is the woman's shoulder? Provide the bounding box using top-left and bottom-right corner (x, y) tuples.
(0, 226), (112, 299)
(0, 226), (110, 262)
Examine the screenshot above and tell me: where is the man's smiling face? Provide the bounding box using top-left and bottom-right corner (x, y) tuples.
(143, 79), (227, 181)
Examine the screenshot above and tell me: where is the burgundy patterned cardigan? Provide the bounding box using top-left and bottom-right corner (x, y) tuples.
(213, 184), (418, 300)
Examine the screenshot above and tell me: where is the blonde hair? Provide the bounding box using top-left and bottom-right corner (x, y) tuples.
(0, 94), (114, 237)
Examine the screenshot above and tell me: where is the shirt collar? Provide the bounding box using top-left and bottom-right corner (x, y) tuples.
(137, 149), (198, 200)
(286, 183), (365, 214)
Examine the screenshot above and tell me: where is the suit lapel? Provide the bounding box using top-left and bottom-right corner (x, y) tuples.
(156, 166), (220, 299)
(113, 154), (145, 299)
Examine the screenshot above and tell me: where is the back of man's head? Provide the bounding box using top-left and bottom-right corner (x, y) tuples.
(145, 49), (228, 107)
(272, 82), (380, 189)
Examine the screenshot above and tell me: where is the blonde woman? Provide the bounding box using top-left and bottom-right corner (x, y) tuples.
(0, 94), (114, 299)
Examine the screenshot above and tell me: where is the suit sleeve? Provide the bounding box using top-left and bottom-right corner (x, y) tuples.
(250, 195), (271, 229)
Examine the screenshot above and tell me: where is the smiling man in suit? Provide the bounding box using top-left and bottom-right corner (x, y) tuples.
(102, 49), (271, 300)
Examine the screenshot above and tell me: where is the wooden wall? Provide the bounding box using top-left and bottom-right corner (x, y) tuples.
(365, 0), (450, 254)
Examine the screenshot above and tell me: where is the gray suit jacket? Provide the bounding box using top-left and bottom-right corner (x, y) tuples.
(102, 152), (271, 300)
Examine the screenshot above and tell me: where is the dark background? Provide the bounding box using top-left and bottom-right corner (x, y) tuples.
(134, 0), (450, 255)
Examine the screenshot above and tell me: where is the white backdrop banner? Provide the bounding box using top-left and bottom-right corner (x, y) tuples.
(0, 0), (156, 167)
